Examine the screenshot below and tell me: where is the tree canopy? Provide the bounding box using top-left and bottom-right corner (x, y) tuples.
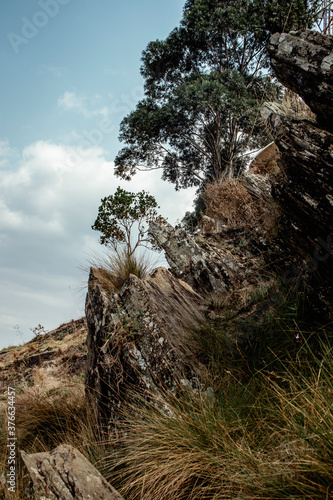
(115, 0), (319, 189)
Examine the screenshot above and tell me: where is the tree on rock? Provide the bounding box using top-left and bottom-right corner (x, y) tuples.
(92, 187), (164, 257)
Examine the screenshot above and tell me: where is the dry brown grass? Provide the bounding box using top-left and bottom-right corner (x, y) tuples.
(89, 248), (158, 293)
(202, 180), (278, 234)
(102, 336), (333, 500)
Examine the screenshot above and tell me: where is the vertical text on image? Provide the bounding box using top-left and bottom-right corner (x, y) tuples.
(7, 387), (16, 493)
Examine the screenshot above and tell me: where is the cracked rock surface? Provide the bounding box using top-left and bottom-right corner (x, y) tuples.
(149, 220), (239, 294)
(21, 444), (123, 499)
(85, 267), (207, 431)
(267, 30), (333, 319)
(268, 30), (333, 131)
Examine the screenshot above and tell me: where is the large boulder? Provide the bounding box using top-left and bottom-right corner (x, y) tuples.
(149, 221), (239, 295)
(85, 267), (207, 431)
(268, 30), (333, 131)
(21, 444), (123, 499)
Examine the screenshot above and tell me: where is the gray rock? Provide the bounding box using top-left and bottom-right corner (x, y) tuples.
(265, 30), (333, 319)
(149, 220), (238, 294)
(267, 111), (333, 317)
(242, 172), (272, 201)
(268, 30), (333, 131)
(85, 267), (207, 432)
(21, 444), (123, 499)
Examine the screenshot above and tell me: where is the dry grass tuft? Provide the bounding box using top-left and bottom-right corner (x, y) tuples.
(103, 336), (333, 500)
(1, 325), (332, 499)
(90, 248), (158, 293)
(202, 180), (279, 234)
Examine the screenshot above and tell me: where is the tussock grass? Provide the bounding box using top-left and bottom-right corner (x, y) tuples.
(104, 334), (333, 500)
(202, 180), (279, 235)
(101, 287), (333, 499)
(203, 180), (259, 228)
(1, 284), (332, 499)
(204, 179), (258, 229)
(89, 248), (158, 292)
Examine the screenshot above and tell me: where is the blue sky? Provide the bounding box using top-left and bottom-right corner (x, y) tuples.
(0, 0), (197, 348)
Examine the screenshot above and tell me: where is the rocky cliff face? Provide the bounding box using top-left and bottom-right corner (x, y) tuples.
(267, 30), (333, 318)
(84, 218), (276, 430)
(7, 29), (333, 499)
(82, 27), (333, 446)
(268, 30), (333, 131)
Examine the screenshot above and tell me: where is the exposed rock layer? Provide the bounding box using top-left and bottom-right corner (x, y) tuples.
(149, 221), (238, 294)
(85, 267), (206, 431)
(268, 30), (333, 131)
(21, 444), (123, 499)
(267, 30), (333, 318)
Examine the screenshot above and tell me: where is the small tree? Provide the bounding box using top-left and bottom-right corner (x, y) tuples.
(92, 187), (164, 257)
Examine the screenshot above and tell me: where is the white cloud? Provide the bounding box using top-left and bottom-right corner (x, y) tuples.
(0, 139), (17, 168)
(58, 91), (87, 113)
(0, 139), (196, 349)
(57, 91), (111, 118)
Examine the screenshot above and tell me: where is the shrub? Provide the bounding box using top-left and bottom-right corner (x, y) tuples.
(92, 187), (164, 256)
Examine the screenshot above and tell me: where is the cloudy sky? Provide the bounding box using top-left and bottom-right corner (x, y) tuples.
(0, 0), (196, 349)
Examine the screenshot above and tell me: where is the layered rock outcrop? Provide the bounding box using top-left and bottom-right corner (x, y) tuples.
(149, 221), (239, 294)
(267, 30), (333, 318)
(85, 266), (207, 431)
(268, 30), (333, 131)
(21, 444), (123, 499)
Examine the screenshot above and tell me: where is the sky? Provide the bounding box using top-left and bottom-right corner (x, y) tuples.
(0, 0), (197, 349)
